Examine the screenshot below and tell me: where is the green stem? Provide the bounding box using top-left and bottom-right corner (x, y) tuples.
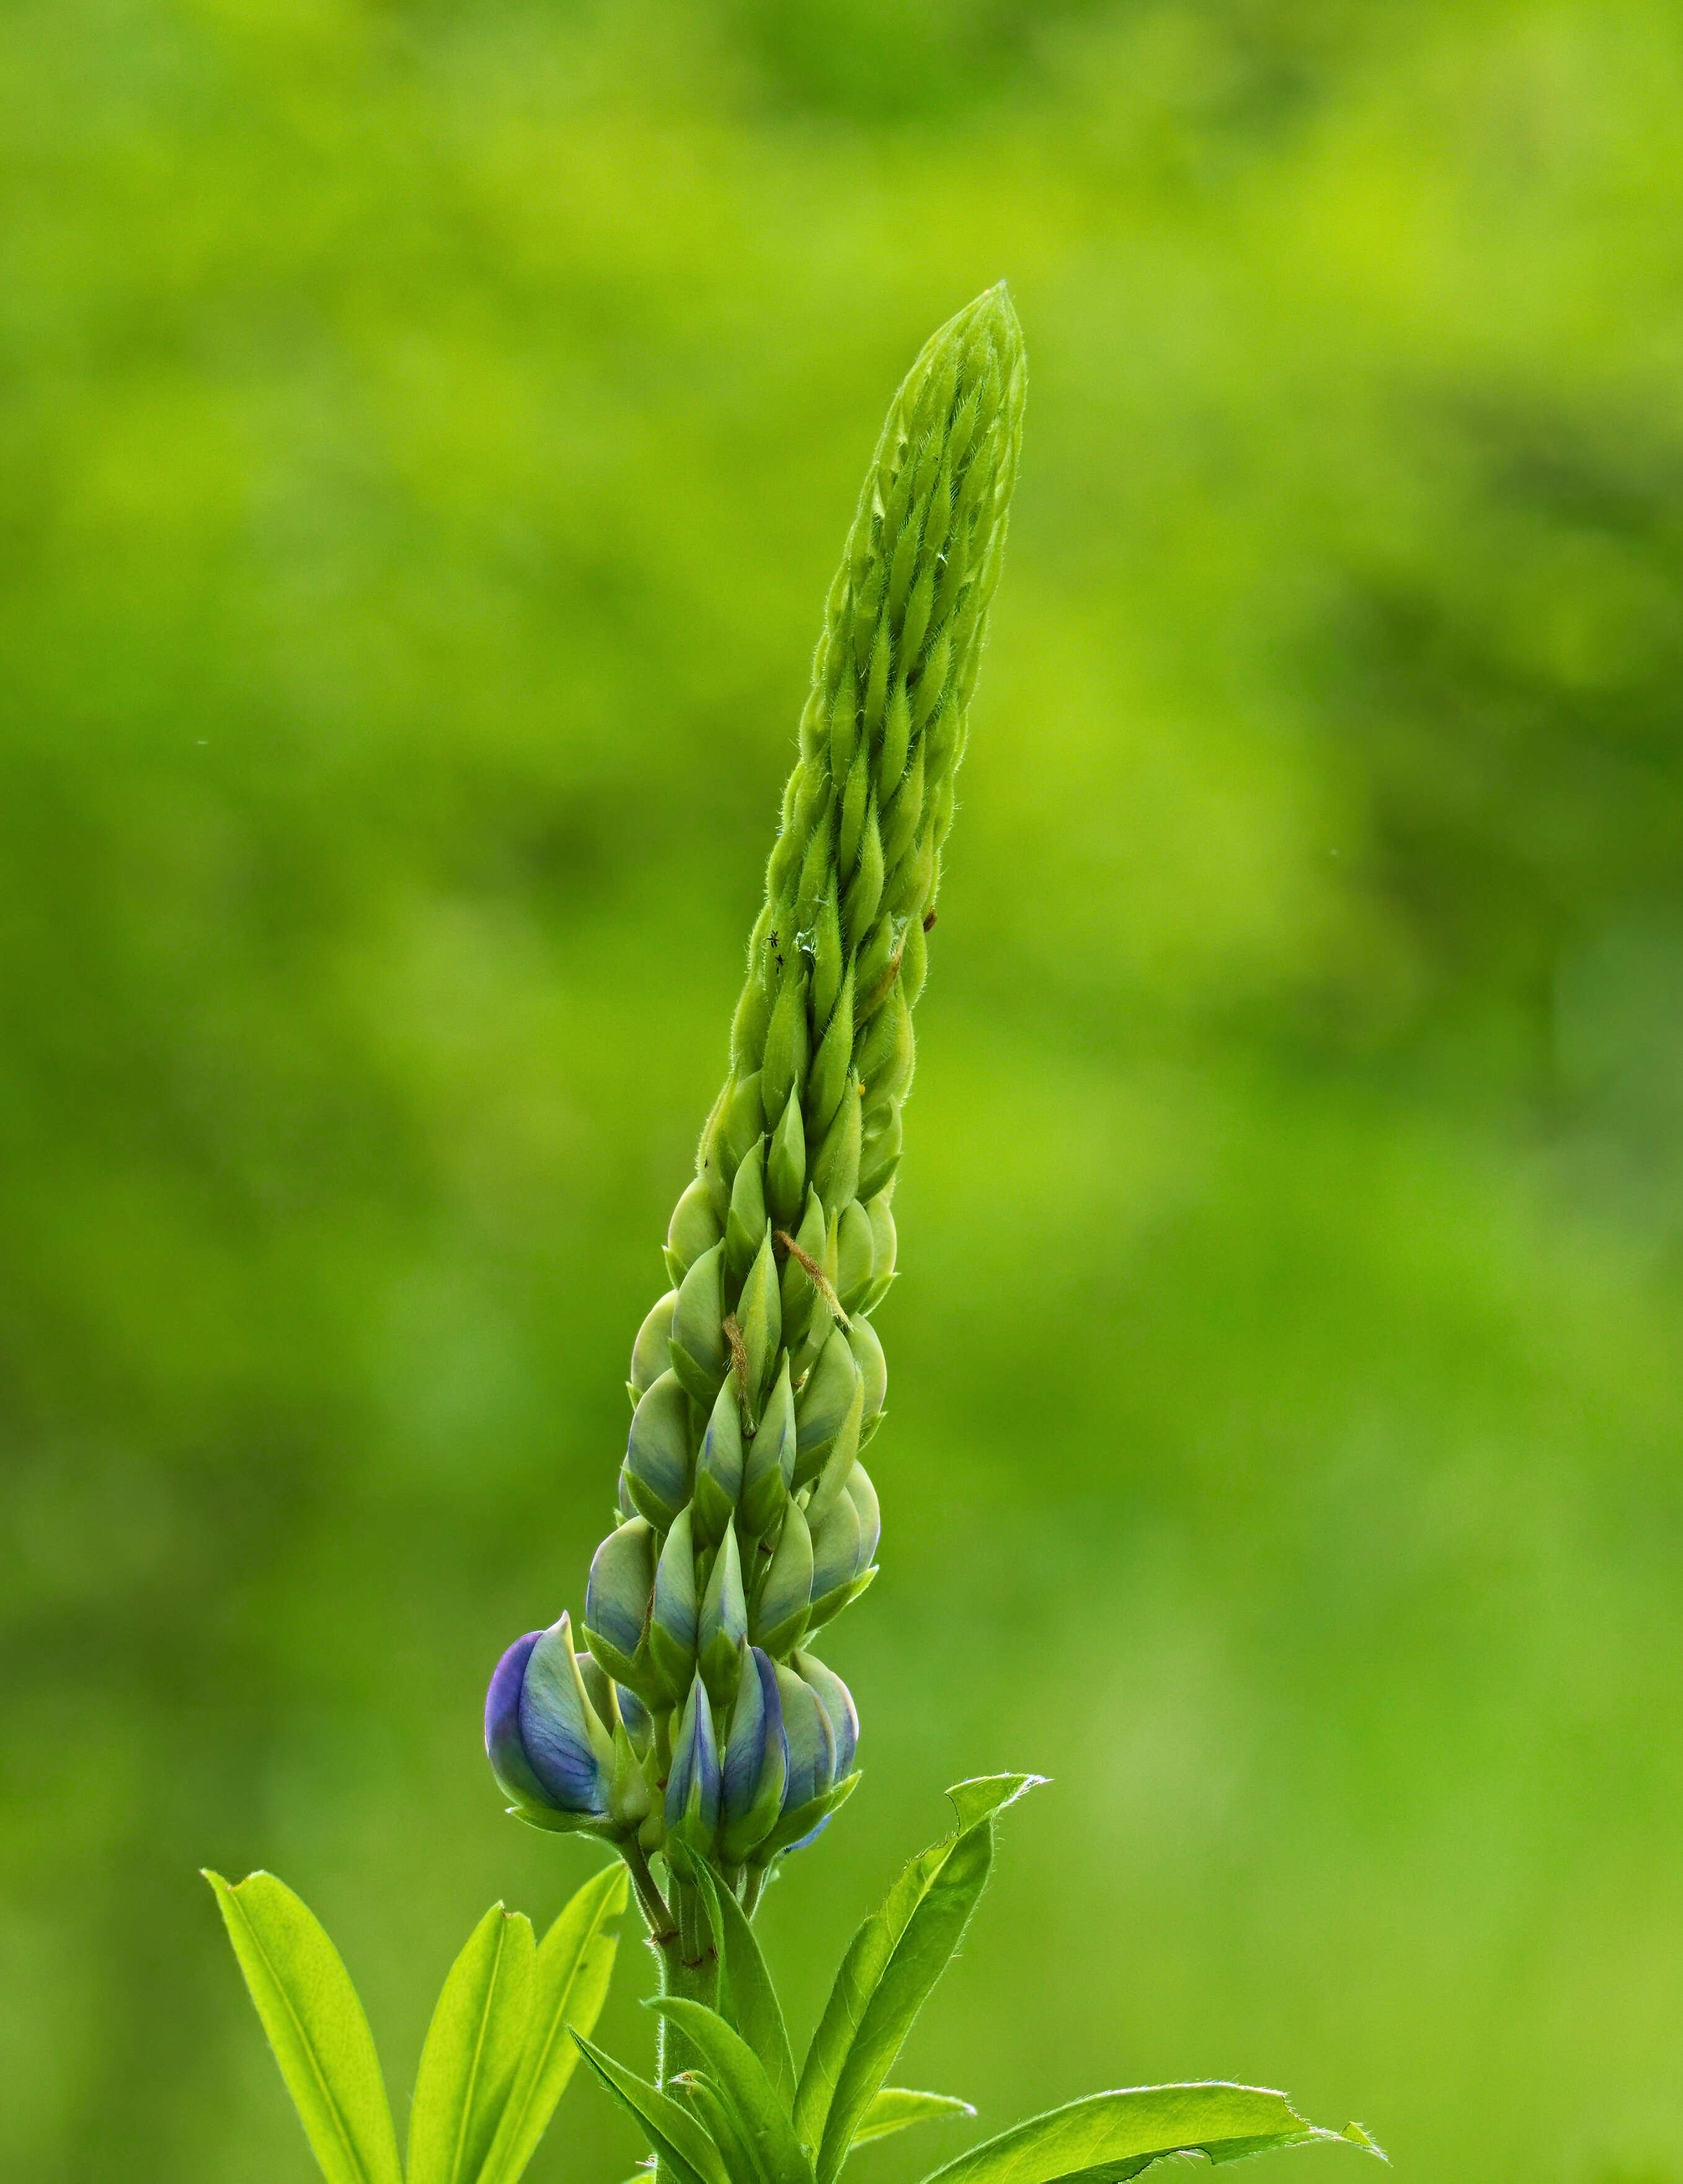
(740, 1866), (766, 1920)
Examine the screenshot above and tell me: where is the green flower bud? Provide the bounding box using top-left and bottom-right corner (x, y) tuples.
(698, 1525), (748, 1698)
(670, 1240), (726, 1402)
(740, 1355), (796, 1538)
(812, 1074), (862, 1216)
(752, 1499), (812, 1658)
(725, 1135), (768, 1286)
(857, 1101), (903, 1203)
(665, 1179), (721, 1290)
(737, 1227), (783, 1403)
(692, 1375), (744, 1546)
(846, 1315), (887, 1428)
(582, 1517), (655, 1688)
(806, 965), (855, 1138)
(624, 1370), (692, 1530)
(858, 984), (913, 1110)
(760, 964), (810, 1128)
(794, 1326), (861, 1489)
(649, 1505), (699, 1701)
(809, 885), (845, 1030)
(834, 1200), (876, 1314)
(863, 1193), (897, 1304)
(807, 1463), (880, 1633)
(778, 1184), (832, 1352)
(629, 1290), (677, 1403)
(766, 1089), (807, 1230)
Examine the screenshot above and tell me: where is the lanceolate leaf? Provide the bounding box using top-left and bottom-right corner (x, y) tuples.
(794, 1776), (1043, 2184)
(572, 2033), (734, 2184)
(652, 2000), (814, 2184)
(203, 1870), (402, 2184)
(689, 1862), (797, 2109)
(854, 2091), (977, 2149)
(478, 1862), (628, 2184)
(407, 1905), (536, 2184)
(915, 2085), (1384, 2184)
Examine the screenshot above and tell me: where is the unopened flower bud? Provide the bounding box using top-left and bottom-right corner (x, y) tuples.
(794, 1326), (861, 1489)
(834, 1199), (876, 1314)
(718, 1071), (765, 1180)
(766, 1090), (806, 1229)
(806, 967), (855, 1137)
(582, 1517), (655, 1686)
(751, 1499), (812, 1658)
(778, 1185), (831, 1352)
(812, 1074), (862, 1215)
(793, 1649), (859, 1780)
(760, 966), (810, 1128)
(737, 1228), (782, 1402)
(740, 1356), (796, 1536)
(485, 1611), (616, 1834)
(724, 1137), (768, 1285)
(624, 1370), (692, 1530)
(692, 1376), (744, 1544)
(856, 1101), (902, 1203)
(665, 1179), (722, 1290)
(698, 1527), (748, 1699)
(774, 1662), (837, 1814)
(649, 1507), (699, 1700)
(846, 1316), (887, 1430)
(665, 1674), (722, 1853)
(719, 1644), (788, 1864)
(670, 1241), (726, 1402)
(806, 1463), (879, 1632)
(629, 1291), (677, 1404)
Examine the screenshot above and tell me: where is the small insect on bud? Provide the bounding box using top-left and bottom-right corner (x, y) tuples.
(649, 1507), (700, 1701)
(751, 1499), (813, 1659)
(670, 1241), (727, 1403)
(665, 1674), (722, 1855)
(484, 1611), (617, 1835)
(698, 1526), (748, 1700)
(740, 1355), (796, 1538)
(582, 1517), (655, 1688)
(624, 1370), (693, 1530)
(692, 1376), (745, 1545)
(718, 1644), (788, 1865)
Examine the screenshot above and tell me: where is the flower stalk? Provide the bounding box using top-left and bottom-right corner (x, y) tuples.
(484, 287), (1025, 2026)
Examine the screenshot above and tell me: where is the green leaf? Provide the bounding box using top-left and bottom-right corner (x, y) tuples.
(853, 2091), (976, 2149)
(572, 2033), (734, 2184)
(915, 2085), (1385, 2184)
(478, 1861), (629, 2184)
(652, 2000), (814, 2184)
(795, 1776), (1044, 2184)
(203, 1869), (402, 2184)
(407, 1904), (536, 2184)
(688, 1863), (797, 2110)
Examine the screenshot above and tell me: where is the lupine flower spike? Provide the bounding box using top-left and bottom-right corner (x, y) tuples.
(487, 282), (1025, 1947)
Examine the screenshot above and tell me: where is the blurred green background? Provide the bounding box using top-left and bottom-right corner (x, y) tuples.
(4, 2), (1683, 2180)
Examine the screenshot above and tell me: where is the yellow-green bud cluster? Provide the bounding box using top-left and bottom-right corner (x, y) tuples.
(581, 286), (1025, 1865)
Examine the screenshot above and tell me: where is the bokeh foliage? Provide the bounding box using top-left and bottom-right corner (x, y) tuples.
(3, 2), (1683, 2182)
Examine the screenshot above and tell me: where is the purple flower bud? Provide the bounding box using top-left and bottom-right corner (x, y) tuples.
(485, 1611), (616, 1832)
(665, 1674), (722, 1853)
(794, 1649), (858, 1778)
(719, 1644), (787, 1863)
(774, 1662), (837, 1814)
